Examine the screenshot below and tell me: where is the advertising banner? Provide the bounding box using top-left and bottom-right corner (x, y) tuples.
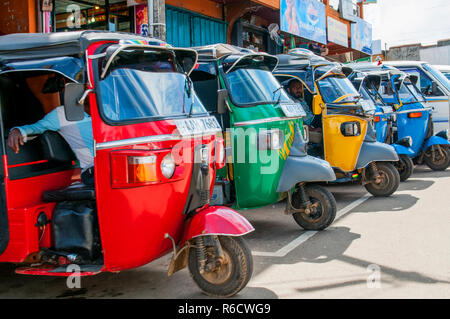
(280, 0), (327, 44)
(135, 4), (149, 36)
(327, 17), (348, 47)
(351, 16), (372, 54)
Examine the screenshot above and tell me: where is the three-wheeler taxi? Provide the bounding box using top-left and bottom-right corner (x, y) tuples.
(274, 50), (400, 197)
(348, 71), (416, 181)
(0, 31), (255, 297)
(347, 63), (449, 171)
(189, 44), (337, 231)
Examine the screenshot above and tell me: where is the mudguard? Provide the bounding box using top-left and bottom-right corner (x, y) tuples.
(276, 155), (336, 192)
(422, 135), (450, 152)
(180, 206), (254, 245)
(392, 143), (415, 157)
(356, 141), (399, 169)
(276, 122), (336, 192)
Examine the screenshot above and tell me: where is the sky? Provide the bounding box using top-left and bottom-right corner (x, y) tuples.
(363, 0), (450, 49)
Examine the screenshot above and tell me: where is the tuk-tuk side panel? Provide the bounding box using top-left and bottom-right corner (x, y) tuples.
(230, 119), (300, 209)
(0, 169), (76, 262)
(94, 137), (217, 272)
(322, 114), (368, 172)
(396, 104), (429, 155)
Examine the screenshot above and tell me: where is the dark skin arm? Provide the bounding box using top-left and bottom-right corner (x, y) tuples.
(7, 128), (24, 154)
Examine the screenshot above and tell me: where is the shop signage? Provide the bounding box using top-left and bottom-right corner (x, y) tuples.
(327, 17), (348, 47)
(280, 0), (327, 44)
(339, 0), (357, 23)
(135, 4), (149, 36)
(351, 16), (372, 54)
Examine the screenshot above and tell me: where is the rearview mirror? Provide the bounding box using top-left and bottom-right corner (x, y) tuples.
(64, 83), (85, 121)
(217, 89), (229, 114)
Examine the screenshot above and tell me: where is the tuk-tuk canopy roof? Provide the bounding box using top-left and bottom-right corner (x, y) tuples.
(275, 50), (333, 71)
(0, 31), (166, 64)
(192, 44), (255, 60)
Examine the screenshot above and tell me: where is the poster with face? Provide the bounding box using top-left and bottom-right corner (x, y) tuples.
(351, 16), (373, 54)
(135, 4), (149, 36)
(280, 0), (327, 44)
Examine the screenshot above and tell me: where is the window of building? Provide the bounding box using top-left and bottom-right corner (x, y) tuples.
(54, 0), (132, 32)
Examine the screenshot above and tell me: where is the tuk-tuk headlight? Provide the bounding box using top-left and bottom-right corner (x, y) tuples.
(161, 154), (176, 179)
(397, 136), (413, 148)
(258, 129), (284, 150)
(340, 122), (361, 137)
(436, 129), (448, 140)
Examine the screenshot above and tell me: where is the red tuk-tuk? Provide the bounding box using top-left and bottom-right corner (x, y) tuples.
(0, 31), (254, 297)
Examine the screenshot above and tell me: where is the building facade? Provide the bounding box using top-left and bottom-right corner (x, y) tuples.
(0, 0), (373, 61)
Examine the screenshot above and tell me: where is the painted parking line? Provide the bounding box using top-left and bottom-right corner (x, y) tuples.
(252, 193), (371, 258)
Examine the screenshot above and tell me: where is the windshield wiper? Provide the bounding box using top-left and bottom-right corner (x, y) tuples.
(271, 85), (284, 106)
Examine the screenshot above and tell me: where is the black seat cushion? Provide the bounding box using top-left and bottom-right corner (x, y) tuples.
(43, 183), (95, 202)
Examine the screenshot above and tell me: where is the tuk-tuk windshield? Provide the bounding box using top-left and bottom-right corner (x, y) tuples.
(224, 68), (292, 106)
(317, 75), (360, 104)
(395, 77), (424, 104)
(99, 49), (207, 122)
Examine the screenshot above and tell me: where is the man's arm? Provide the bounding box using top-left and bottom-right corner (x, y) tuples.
(8, 108), (61, 153)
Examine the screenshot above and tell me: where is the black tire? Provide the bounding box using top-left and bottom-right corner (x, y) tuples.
(395, 155), (414, 182)
(188, 236), (253, 298)
(424, 146), (449, 171)
(291, 184), (337, 230)
(364, 162), (400, 197)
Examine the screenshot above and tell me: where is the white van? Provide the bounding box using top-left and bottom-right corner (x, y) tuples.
(434, 65), (450, 81)
(384, 61), (450, 137)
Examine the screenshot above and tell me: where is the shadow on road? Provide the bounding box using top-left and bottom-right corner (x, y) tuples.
(398, 179), (434, 191)
(355, 194), (419, 213)
(411, 167), (450, 178)
(295, 254), (450, 293)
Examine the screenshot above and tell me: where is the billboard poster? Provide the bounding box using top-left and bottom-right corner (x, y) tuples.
(280, 0), (327, 44)
(351, 16), (373, 54)
(327, 17), (348, 47)
(135, 4), (149, 36)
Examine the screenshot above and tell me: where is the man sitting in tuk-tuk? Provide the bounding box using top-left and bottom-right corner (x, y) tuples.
(286, 79), (323, 144)
(6, 73), (94, 185)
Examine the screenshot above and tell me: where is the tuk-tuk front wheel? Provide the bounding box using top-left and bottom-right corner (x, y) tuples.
(424, 145), (449, 171)
(364, 162), (400, 197)
(291, 184), (337, 230)
(188, 236), (253, 298)
(395, 155), (414, 182)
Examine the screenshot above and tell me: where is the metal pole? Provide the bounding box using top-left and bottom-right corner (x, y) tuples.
(151, 0), (166, 41)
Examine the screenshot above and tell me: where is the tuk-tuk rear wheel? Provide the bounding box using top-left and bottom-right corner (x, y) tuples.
(424, 146), (449, 171)
(291, 185), (337, 230)
(364, 162), (400, 197)
(188, 236), (253, 298)
(395, 155), (414, 182)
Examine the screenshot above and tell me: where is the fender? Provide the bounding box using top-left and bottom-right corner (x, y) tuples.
(180, 206), (254, 245)
(392, 143), (415, 157)
(276, 155), (336, 192)
(422, 135), (450, 152)
(356, 141), (399, 169)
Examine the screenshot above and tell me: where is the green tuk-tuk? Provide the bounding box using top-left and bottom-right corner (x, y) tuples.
(189, 44), (337, 230)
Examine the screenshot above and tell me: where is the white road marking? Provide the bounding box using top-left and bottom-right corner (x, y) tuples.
(252, 193), (371, 257)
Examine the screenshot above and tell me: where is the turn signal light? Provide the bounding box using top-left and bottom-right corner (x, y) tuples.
(128, 156), (157, 183)
(408, 112), (423, 118)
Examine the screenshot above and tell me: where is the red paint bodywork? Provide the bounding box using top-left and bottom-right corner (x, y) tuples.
(181, 205), (255, 245)
(0, 38), (253, 276)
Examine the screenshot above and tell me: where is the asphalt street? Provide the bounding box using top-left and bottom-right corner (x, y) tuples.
(0, 166), (449, 299)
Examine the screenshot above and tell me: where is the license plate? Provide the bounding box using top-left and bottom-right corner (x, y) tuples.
(280, 103), (306, 118)
(174, 117), (222, 136)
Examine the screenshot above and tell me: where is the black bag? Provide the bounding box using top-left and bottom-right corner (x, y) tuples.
(52, 200), (100, 260)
